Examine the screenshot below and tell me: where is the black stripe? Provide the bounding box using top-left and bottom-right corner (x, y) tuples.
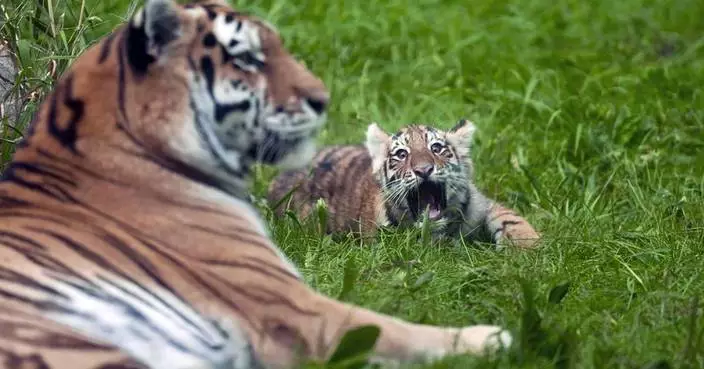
(216, 274), (319, 317)
(0, 230), (48, 250)
(0, 194), (32, 208)
(98, 31), (118, 64)
(346, 150), (372, 188)
(215, 99), (250, 121)
(489, 211), (517, 222)
(0, 265), (69, 299)
(199, 258), (295, 284)
(336, 149), (367, 193)
(36, 148), (126, 185)
(27, 252), (94, 286)
(0, 286), (79, 315)
(5, 162), (77, 187)
(124, 24), (154, 75)
(46, 74), (84, 155)
(1, 165), (78, 203)
(201, 55), (215, 93)
(0, 212), (73, 226)
(184, 224), (281, 257)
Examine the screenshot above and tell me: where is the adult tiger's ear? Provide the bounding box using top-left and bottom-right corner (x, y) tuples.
(365, 122), (391, 173)
(127, 0), (182, 73)
(446, 119), (476, 159)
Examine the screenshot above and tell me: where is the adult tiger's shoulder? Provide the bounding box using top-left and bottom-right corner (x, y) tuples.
(268, 120), (541, 248)
(0, 0), (511, 368)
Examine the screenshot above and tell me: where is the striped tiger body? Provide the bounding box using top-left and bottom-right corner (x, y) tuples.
(0, 0), (511, 368)
(268, 121), (540, 248)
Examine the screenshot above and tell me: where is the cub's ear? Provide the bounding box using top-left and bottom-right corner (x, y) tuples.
(365, 122), (391, 160)
(365, 123), (392, 174)
(127, 0), (183, 73)
(446, 119), (476, 159)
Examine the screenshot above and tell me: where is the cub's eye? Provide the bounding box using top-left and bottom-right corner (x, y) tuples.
(430, 142), (444, 154)
(393, 149), (408, 160)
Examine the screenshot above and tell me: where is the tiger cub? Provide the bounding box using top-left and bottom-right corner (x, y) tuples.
(268, 120), (540, 248)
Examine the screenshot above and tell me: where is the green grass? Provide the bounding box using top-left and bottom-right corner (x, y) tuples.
(2, 0), (704, 368)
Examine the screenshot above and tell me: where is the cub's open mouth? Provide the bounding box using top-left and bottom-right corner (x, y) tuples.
(406, 181), (447, 221)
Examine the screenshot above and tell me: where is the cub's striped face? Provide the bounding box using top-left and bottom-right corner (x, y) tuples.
(128, 0), (328, 177)
(366, 120), (476, 222)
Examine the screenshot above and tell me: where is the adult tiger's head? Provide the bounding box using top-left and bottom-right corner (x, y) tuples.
(14, 0), (328, 193)
(365, 120), (476, 224)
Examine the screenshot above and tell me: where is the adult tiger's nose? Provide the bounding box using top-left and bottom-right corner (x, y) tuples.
(304, 92), (329, 115)
(294, 71), (330, 115)
(413, 164), (434, 179)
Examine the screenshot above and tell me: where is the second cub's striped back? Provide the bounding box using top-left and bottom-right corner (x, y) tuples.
(268, 144), (385, 235)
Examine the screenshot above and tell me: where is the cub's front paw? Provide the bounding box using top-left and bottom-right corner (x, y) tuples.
(495, 221), (541, 249)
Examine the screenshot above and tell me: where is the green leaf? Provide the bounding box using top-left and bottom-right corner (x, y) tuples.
(270, 180), (303, 212)
(337, 257), (359, 301)
(16, 39), (32, 65)
(284, 210), (302, 229)
(641, 360), (671, 369)
(548, 281), (570, 305)
(327, 325), (381, 367)
(410, 271), (435, 292)
(315, 198), (328, 236)
(420, 212), (431, 247)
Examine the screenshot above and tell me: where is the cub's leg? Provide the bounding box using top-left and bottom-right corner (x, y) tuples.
(484, 201), (540, 249)
(462, 186), (540, 249)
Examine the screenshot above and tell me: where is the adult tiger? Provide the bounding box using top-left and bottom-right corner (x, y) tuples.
(0, 0), (511, 368)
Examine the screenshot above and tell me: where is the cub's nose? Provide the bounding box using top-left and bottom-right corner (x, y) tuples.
(413, 164), (434, 179)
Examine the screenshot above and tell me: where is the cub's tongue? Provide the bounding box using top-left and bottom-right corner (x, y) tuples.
(422, 191), (442, 220)
(407, 181), (445, 221)
(428, 205), (441, 220)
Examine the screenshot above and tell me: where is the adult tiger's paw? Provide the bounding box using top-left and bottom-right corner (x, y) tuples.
(456, 324), (513, 355)
(418, 324), (513, 363)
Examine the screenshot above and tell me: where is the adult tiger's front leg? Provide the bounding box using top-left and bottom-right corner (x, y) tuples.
(243, 282), (512, 368)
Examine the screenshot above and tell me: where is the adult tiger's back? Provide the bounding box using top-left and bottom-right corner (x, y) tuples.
(0, 0), (511, 368)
